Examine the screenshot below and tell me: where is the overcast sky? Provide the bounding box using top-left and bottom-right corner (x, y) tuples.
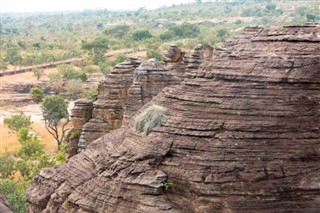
(0, 0), (197, 13)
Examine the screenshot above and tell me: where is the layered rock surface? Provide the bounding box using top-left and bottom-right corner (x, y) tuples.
(76, 58), (179, 152)
(165, 44), (214, 79)
(28, 24), (320, 212)
(0, 194), (12, 213)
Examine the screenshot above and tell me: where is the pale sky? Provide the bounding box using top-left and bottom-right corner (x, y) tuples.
(0, 0), (196, 13)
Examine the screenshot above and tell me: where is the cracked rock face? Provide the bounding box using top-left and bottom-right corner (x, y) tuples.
(0, 194), (12, 213)
(28, 24), (320, 212)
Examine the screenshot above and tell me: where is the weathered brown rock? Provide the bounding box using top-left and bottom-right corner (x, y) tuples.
(165, 44), (214, 79)
(28, 24), (320, 212)
(124, 59), (181, 122)
(66, 99), (94, 157)
(70, 99), (93, 130)
(0, 194), (12, 213)
(163, 44), (185, 63)
(183, 44), (213, 72)
(78, 58), (141, 151)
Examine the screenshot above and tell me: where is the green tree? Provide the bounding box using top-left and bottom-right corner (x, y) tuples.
(42, 95), (70, 149)
(131, 29), (152, 41)
(3, 111), (32, 132)
(4, 48), (22, 65)
(82, 37), (109, 65)
(16, 128), (45, 160)
(58, 65), (87, 82)
(0, 154), (16, 178)
(32, 68), (45, 80)
(103, 24), (130, 38)
(160, 23), (200, 40)
(30, 86), (45, 102)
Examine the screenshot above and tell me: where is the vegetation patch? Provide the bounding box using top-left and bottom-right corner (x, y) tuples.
(134, 104), (168, 135)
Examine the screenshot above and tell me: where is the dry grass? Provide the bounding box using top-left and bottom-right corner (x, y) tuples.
(135, 105), (168, 135)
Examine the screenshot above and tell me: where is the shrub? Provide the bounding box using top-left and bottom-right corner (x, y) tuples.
(0, 154), (16, 178)
(134, 105), (168, 135)
(30, 86), (45, 102)
(0, 179), (29, 213)
(58, 65), (88, 82)
(16, 128), (45, 160)
(32, 68), (45, 80)
(103, 24), (130, 38)
(98, 62), (112, 76)
(80, 65), (100, 73)
(146, 49), (163, 61)
(66, 79), (84, 98)
(110, 54), (128, 67)
(131, 29), (152, 41)
(48, 73), (64, 94)
(3, 111), (32, 132)
(82, 86), (98, 101)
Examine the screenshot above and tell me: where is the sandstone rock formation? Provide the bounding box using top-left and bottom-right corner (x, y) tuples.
(28, 24), (320, 212)
(0, 194), (12, 213)
(164, 44), (214, 79)
(75, 58), (179, 152)
(66, 99), (94, 157)
(77, 57), (141, 151)
(123, 59), (180, 122)
(163, 44), (186, 79)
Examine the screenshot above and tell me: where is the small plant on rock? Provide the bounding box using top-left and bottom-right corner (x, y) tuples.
(162, 179), (173, 192)
(134, 104), (168, 135)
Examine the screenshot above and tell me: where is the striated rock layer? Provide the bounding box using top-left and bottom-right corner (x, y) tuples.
(28, 24), (320, 212)
(0, 194), (12, 213)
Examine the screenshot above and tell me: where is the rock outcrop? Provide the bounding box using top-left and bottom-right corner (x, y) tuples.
(75, 58), (180, 152)
(77, 57), (141, 151)
(124, 59), (180, 122)
(165, 44), (214, 79)
(28, 24), (320, 212)
(0, 194), (12, 213)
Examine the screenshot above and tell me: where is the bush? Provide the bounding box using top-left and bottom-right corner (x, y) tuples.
(80, 65), (100, 73)
(0, 154), (16, 178)
(0, 179), (29, 213)
(32, 68), (45, 80)
(160, 23), (200, 40)
(3, 111), (32, 132)
(98, 62), (112, 76)
(134, 105), (168, 135)
(131, 29), (152, 41)
(16, 128), (45, 160)
(48, 73), (64, 94)
(109, 54), (128, 67)
(103, 24), (130, 38)
(58, 65), (87, 82)
(30, 86), (45, 102)
(146, 49), (163, 61)
(66, 79), (84, 97)
(82, 86), (98, 101)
